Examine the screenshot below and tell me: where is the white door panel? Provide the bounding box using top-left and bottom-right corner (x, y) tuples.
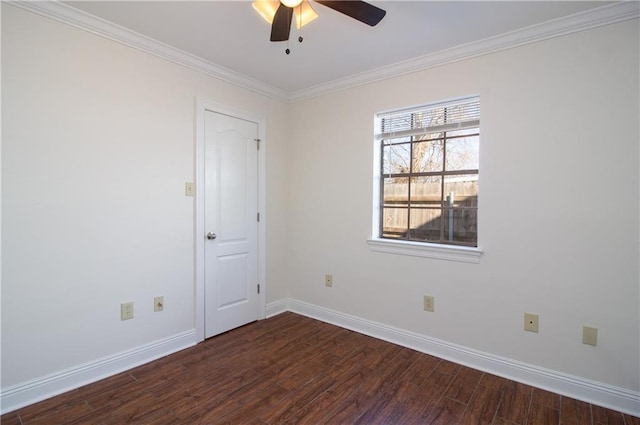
(204, 111), (258, 338)
(217, 254), (248, 308)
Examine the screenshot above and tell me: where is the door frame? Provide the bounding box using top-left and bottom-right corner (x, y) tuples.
(194, 97), (266, 342)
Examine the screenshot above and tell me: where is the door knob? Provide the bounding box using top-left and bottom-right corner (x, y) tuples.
(207, 232), (217, 240)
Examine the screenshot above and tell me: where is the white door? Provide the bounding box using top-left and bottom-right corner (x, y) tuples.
(204, 110), (259, 338)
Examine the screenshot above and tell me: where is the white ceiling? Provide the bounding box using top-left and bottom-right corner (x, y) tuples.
(62, 1), (614, 95)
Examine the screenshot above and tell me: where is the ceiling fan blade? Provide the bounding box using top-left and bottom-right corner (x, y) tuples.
(270, 4), (294, 41)
(315, 1), (386, 26)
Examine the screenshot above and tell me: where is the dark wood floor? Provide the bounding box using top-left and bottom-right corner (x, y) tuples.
(2, 312), (638, 424)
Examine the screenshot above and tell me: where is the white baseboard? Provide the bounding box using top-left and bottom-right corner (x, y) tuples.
(268, 298), (640, 417)
(4, 302), (639, 417)
(265, 298), (290, 318)
(1, 330), (197, 415)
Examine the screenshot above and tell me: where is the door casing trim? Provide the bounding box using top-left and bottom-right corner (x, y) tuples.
(194, 97), (267, 342)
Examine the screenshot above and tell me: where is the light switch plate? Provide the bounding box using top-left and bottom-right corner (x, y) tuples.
(185, 182), (194, 197)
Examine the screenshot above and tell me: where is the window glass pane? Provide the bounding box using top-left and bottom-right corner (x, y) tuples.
(412, 140), (443, 173)
(376, 99), (479, 248)
(443, 208), (477, 246)
(443, 175), (478, 208)
(382, 207), (408, 239)
(383, 142), (410, 175)
(409, 208), (442, 242)
(410, 176), (442, 207)
(383, 178), (408, 207)
(445, 134), (479, 171)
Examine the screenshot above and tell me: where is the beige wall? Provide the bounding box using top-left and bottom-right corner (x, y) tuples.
(285, 19), (639, 392)
(2, 0), (639, 410)
(1, 4), (289, 387)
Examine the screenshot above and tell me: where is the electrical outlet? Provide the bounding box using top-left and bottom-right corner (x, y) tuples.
(524, 313), (538, 333)
(423, 295), (434, 312)
(154, 296), (164, 312)
(582, 326), (597, 346)
(121, 302), (134, 320)
(325, 274), (333, 287)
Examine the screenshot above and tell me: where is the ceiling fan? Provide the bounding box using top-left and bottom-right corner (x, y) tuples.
(252, 0), (386, 48)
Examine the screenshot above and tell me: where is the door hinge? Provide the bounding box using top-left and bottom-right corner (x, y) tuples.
(257, 212), (260, 222)
(255, 139), (261, 150)
(257, 284), (260, 294)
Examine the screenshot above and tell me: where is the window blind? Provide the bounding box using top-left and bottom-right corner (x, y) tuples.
(377, 96), (480, 140)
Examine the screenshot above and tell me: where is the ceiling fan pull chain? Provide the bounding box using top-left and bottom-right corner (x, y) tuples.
(297, 3), (304, 44)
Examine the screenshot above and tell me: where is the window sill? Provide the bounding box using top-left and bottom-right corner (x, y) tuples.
(367, 238), (482, 263)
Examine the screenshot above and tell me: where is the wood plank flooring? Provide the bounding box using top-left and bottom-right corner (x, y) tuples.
(2, 312), (639, 424)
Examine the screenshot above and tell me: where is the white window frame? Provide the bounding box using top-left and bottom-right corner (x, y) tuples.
(368, 96), (483, 263)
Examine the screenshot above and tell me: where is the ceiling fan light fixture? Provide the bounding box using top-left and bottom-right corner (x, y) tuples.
(281, 0), (303, 8)
(254, 0), (317, 30)
(294, 1), (318, 29)
(262, 0), (385, 45)
(252, 0), (280, 24)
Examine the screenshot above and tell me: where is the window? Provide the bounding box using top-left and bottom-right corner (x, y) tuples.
(371, 97), (480, 259)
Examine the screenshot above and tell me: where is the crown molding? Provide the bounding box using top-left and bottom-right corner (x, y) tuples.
(8, 1), (639, 104)
(288, 1), (640, 102)
(8, 0), (290, 102)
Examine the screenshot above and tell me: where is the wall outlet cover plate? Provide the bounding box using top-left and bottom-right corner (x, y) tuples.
(325, 274), (333, 287)
(524, 312), (539, 333)
(121, 302), (134, 320)
(154, 296), (164, 312)
(582, 326), (598, 346)
(423, 295), (435, 312)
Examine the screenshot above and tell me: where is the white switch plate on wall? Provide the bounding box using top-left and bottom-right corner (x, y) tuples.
(185, 182), (194, 196)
